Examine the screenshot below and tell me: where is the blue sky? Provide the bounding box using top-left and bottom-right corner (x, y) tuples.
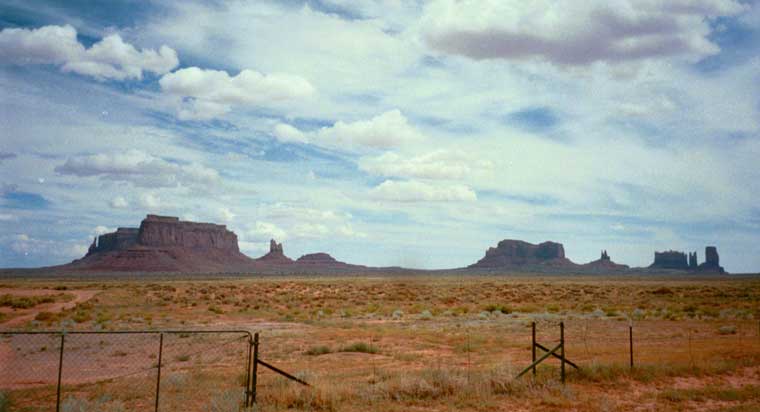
(1, 0), (760, 272)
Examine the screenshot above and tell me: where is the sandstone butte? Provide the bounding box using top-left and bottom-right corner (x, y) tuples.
(41, 214), (727, 274)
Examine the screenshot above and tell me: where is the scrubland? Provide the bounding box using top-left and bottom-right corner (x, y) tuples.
(0, 275), (759, 411)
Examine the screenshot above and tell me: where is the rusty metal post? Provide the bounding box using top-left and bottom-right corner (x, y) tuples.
(55, 332), (65, 412)
(629, 325), (634, 369)
(252, 332), (259, 405)
(560, 322), (565, 384)
(155, 333), (163, 412)
(532, 322), (537, 376)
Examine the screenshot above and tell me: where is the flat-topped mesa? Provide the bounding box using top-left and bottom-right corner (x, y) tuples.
(86, 228), (139, 255)
(296, 252), (343, 265)
(138, 215), (239, 252)
(649, 250), (689, 270)
(469, 239), (573, 268)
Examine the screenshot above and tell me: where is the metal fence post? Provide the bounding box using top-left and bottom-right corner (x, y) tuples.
(155, 333), (164, 412)
(629, 325), (634, 369)
(56, 332), (65, 412)
(252, 332), (259, 405)
(245, 335), (253, 407)
(531, 322), (536, 376)
(560, 322), (565, 384)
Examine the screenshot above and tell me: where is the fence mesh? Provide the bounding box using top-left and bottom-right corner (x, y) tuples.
(0, 331), (251, 412)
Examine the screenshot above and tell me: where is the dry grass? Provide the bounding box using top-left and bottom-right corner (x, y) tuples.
(1, 275), (759, 411)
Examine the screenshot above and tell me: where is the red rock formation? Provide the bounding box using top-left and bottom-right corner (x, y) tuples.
(67, 215), (255, 272)
(583, 250), (629, 271)
(697, 246), (725, 273)
(138, 215), (239, 252)
(255, 239), (293, 264)
(469, 239), (575, 268)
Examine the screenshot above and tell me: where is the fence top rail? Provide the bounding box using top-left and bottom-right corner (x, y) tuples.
(0, 329), (254, 338)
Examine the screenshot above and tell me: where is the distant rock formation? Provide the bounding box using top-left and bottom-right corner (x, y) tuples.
(138, 215), (239, 251)
(70, 215), (253, 272)
(582, 250), (629, 271)
(648, 246), (726, 274)
(469, 239), (575, 268)
(649, 250), (689, 270)
(255, 239), (293, 264)
(697, 246), (725, 273)
(688, 251), (698, 269)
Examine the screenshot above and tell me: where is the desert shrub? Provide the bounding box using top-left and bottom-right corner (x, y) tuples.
(208, 305), (224, 314)
(305, 345), (332, 356)
(718, 325), (737, 335)
(419, 310), (433, 320)
(61, 396), (125, 412)
(208, 390), (245, 412)
(174, 354), (191, 362)
(0, 391), (9, 412)
(339, 342), (378, 354)
(0, 294), (56, 309)
(34, 311), (56, 322)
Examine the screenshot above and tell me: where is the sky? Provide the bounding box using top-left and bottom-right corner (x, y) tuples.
(1, 0), (759, 273)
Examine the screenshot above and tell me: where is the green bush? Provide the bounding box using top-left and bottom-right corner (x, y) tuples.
(339, 342), (378, 354)
(305, 345), (332, 356)
(0, 391), (10, 412)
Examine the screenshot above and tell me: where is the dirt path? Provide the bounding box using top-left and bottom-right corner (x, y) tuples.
(0, 289), (100, 328)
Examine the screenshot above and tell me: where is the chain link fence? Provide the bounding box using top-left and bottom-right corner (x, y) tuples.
(0, 331), (253, 412)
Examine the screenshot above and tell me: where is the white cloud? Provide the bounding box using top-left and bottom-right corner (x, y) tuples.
(245, 221), (288, 242)
(138, 193), (161, 210)
(317, 109), (422, 149)
(217, 207), (236, 223)
(370, 180), (477, 202)
(109, 196), (129, 209)
(279, 110), (422, 150)
(422, 0), (746, 66)
(273, 123), (308, 143)
(54, 149), (220, 188)
(92, 225), (113, 236)
(359, 150), (493, 179)
(0, 25), (178, 80)
(159, 67), (315, 120)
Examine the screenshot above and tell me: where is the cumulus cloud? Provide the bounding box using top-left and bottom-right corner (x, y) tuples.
(54, 149), (220, 188)
(422, 0), (746, 66)
(217, 207), (236, 223)
(138, 193), (162, 209)
(109, 196), (129, 209)
(370, 180), (477, 202)
(277, 110), (422, 150)
(273, 123), (308, 144)
(159, 67), (315, 120)
(0, 25), (178, 80)
(359, 150), (493, 179)
(246, 221), (288, 242)
(2, 233), (87, 259)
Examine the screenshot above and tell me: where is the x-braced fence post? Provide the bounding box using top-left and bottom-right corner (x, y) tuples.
(155, 333), (163, 412)
(531, 322), (537, 376)
(560, 322), (565, 384)
(251, 332), (260, 406)
(55, 332), (65, 412)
